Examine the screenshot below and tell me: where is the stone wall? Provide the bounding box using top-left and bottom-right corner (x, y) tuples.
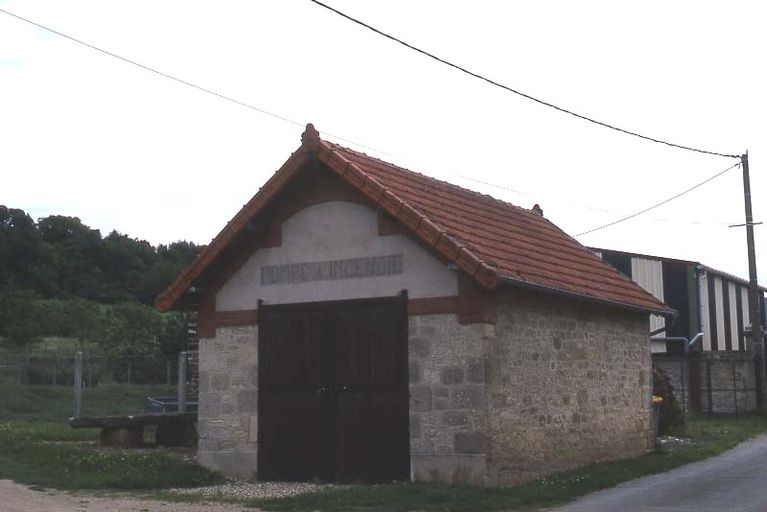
(653, 355), (692, 413)
(698, 351), (756, 414)
(196, 325), (258, 480)
(408, 315), (491, 485)
(652, 352), (757, 415)
(486, 289), (652, 486)
(195, 291), (655, 486)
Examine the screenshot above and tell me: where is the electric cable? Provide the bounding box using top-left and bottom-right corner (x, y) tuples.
(574, 161), (742, 236)
(455, 173), (737, 226)
(0, 7), (391, 156)
(0, 7), (745, 233)
(308, 0), (740, 160)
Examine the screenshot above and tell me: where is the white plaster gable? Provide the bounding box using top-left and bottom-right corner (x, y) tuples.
(215, 201), (458, 311)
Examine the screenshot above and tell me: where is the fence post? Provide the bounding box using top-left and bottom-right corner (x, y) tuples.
(24, 345), (30, 385)
(679, 358), (685, 414)
(733, 359), (739, 416)
(73, 351), (83, 418)
(177, 351), (187, 414)
(86, 353), (93, 388)
(706, 360), (713, 414)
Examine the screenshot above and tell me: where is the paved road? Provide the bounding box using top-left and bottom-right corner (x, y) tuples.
(551, 434), (767, 512)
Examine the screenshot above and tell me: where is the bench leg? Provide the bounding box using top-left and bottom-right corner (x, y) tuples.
(156, 420), (197, 447)
(100, 426), (143, 447)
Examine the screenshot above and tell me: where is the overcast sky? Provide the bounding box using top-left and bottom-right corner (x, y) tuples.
(1, 1), (765, 282)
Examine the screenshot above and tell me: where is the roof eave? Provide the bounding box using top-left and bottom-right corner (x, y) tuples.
(499, 276), (676, 319)
(154, 145), (315, 312)
(316, 140), (501, 291)
(698, 264), (767, 293)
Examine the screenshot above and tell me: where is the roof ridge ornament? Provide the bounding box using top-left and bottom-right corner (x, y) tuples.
(301, 123), (321, 151)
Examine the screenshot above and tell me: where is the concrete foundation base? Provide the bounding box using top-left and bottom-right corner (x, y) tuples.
(411, 454), (487, 486)
(198, 451), (257, 481)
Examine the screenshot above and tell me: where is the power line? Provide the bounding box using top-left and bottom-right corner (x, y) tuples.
(0, 7), (391, 156)
(308, 0), (740, 160)
(0, 6), (745, 234)
(455, 173), (739, 227)
(574, 161), (742, 237)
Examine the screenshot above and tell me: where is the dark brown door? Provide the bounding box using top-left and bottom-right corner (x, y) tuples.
(333, 298), (409, 482)
(257, 295), (409, 483)
(257, 306), (327, 481)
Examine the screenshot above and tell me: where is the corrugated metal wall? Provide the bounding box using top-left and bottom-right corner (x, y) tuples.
(631, 258), (665, 330)
(629, 257), (666, 353)
(596, 249), (762, 354)
(701, 272), (751, 352)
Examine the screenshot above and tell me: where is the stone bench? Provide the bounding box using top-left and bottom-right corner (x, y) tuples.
(69, 412), (197, 448)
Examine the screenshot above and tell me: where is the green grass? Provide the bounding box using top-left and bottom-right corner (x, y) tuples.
(203, 414), (767, 512)
(0, 378), (176, 421)
(0, 421), (224, 490)
(3, 368), (767, 508)
(0, 378), (223, 490)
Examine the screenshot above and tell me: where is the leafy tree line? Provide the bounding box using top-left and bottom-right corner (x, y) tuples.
(0, 205), (201, 361)
(0, 205), (198, 303)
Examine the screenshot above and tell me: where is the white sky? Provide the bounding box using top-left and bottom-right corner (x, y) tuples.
(1, 1), (765, 283)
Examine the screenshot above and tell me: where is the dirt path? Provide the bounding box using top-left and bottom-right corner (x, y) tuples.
(0, 480), (252, 512)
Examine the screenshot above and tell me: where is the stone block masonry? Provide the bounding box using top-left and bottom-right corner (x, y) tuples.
(653, 352), (757, 415)
(196, 290), (654, 486)
(197, 325), (258, 480)
(486, 289), (652, 486)
(408, 315), (490, 485)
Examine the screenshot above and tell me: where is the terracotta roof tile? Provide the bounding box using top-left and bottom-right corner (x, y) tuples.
(156, 125), (671, 316)
(322, 140), (670, 315)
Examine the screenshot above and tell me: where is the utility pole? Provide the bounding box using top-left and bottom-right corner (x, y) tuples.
(741, 153), (766, 407)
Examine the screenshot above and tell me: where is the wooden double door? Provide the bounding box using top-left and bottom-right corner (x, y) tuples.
(257, 295), (409, 483)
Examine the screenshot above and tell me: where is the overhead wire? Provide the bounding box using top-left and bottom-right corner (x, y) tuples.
(0, 6), (745, 230)
(0, 7), (392, 156)
(455, 174), (739, 227)
(574, 161), (742, 237)
(308, 0), (741, 160)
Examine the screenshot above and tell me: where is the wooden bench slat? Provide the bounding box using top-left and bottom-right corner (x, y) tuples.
(69, 412), (196, 429)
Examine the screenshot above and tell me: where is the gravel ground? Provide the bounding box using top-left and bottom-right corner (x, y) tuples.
(168, 480), (332, 499)
(0, 479), (329, 512)
(0, 479), (249, 512)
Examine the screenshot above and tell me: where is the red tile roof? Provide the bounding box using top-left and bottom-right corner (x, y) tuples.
(156, 124), (672, 316)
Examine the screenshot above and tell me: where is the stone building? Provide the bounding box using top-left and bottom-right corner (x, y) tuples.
(156, 125), (671, 485)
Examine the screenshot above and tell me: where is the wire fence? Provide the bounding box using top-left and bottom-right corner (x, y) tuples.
(653, 352), (758, 415)
(0, 355), (180, 387)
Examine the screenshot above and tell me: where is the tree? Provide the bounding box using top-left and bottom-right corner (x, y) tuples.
(37, 215), (106, 300)
(158, 311), (190, 358)
(138, 241), (200, 304)
(97, 302), (163, 360)
(0, 206), (43, 290)
(0, 289), (45, 349)
(1, 206), (201, 304)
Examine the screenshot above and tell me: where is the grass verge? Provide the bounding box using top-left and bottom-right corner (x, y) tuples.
(0, 421), (225, 490)
(0, 379), (177, 422)
(159, 414), (767, 512)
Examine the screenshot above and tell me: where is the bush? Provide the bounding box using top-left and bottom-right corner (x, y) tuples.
(653, 367), (685, 435)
